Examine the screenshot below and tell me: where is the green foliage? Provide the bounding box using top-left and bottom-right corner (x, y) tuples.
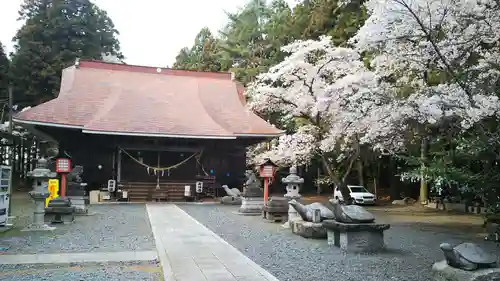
(173, 27), (223, 72)
(173, 0), (367, 86)
(0, 43), (9, 102)
(9, 0), (123, 106)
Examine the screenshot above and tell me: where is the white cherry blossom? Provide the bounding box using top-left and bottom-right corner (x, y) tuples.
(246, 36), (398, 176)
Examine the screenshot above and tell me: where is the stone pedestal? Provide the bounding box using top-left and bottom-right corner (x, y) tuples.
(262, 197), (288, 222)
(66, 196), (88, 215)
(45, 197), (75, 224)
(432, 260), (500, 281)
(290, 219), (327, 239)
(238, 197), (264, 215)
(323, 220), (390, 253)
(282, 196), (301, 228)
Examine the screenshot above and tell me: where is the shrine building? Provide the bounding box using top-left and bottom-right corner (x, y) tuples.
(13, 59), (282, 201)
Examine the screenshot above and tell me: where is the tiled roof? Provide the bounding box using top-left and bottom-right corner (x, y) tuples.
(14, 60), (283, 139)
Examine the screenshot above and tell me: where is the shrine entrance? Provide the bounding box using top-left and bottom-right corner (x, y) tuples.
(119, 149), (200, 183)
(118, 148), (202, 201)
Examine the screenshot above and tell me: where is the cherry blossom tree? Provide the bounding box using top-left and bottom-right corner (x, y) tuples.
(349, 0), (500, 202)
(246, 36), (400, 201)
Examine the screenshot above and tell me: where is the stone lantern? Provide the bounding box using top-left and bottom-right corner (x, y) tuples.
(282, 166), (304, 228)
(22, 158), (57, 231)
(283, 166), (303, 198)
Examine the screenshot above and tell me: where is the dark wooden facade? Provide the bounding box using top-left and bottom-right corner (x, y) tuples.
(37, 126), (262, 201)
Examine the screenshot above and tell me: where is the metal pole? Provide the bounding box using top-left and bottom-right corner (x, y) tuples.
(7, 87), (13, 218)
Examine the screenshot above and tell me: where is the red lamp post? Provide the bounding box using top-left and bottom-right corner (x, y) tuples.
(55, 157), (72, 197)
(258, 158), (277, 205)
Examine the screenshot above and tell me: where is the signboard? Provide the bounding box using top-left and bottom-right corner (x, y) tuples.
(260, 165), (275, 178)
(46, 179), (60, 207)
(56, 158), (72, 173)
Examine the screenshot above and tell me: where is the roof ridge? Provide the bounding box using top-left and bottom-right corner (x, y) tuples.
(77, 59), (233, 80)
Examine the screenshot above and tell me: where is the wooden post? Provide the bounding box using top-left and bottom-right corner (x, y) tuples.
(7, 87), (13, 217)
(264, 177), (269, 205)
(60, 174), (67, 197)
(117, 149), (122, 182)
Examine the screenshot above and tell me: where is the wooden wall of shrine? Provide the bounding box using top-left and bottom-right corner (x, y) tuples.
(37, 126), (249, 190)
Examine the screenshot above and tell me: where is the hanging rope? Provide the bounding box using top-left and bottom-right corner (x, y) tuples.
(195, 150), (209, 176)
(118, 147), (199, 171)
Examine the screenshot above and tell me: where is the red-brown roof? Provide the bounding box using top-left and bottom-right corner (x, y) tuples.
(14, 60), (283, 139)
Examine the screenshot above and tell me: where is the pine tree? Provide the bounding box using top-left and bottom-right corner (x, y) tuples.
(10, 0), (123, 106)
(173, 27), (222, 72)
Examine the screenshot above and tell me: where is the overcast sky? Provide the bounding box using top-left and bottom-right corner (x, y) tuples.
(0, 0), (291, 67)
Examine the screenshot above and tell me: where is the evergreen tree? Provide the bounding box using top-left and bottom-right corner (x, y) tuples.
(10, 0), (123, 106)
(173, 27), (222, 72)
(0, 43), (9, 103)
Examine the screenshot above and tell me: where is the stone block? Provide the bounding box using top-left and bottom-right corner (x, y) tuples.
(323, 220), (390, 253)
(67, 196), (88, 215)
(44, 212), (75, 224)
(290, 219), (327, 239)
(238, 197), (264, 215)
(432, 260), (500, 281)
(262, 209), (288, 222)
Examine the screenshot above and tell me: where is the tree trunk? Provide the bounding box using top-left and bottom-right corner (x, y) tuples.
(316, 167), (322, 195)
(419, 137), (429, 204)
(320, 152), (358, 204)
(357, 159), (364, 186)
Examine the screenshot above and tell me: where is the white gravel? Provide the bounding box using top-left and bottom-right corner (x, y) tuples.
(178, 204), (500, 281)
(0, 204), (155, 254)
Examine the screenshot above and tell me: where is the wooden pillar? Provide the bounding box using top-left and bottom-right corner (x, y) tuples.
(117, 148), (122, 182)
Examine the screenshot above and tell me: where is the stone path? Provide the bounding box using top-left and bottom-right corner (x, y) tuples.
(0, 250), (158, 264)
(147, 204), (280, 281)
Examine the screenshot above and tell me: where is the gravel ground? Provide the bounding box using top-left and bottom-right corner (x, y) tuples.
(0, 202), (155, 255)
(178, 204), (500, 281)
(0, 260), (162, 281)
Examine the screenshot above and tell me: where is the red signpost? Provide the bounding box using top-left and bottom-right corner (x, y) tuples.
(56, 157), (72, 197)
(258, 158), (277, 205)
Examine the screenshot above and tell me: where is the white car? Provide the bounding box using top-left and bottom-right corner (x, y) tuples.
(334, 185), (376, 205)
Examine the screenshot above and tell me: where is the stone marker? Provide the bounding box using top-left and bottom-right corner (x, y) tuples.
(311, 209), (321, 223)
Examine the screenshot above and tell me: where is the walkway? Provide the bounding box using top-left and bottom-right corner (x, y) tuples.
(146, 204), (279, 281)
